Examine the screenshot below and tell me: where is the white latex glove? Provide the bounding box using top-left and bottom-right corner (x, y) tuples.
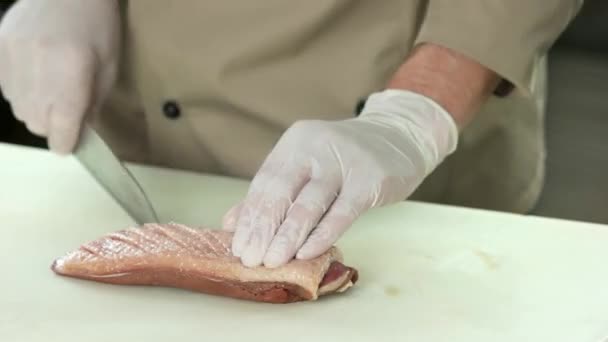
(0, 0), (120, 153)
(222, 89), (459, 268)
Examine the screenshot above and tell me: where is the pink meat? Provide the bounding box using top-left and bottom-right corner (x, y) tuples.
(51, 223), (358, 303)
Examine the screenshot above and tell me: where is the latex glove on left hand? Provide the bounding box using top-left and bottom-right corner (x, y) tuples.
(222, 89), (459, 268)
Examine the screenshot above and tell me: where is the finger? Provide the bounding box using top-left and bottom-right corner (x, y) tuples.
(13, 98), (51, 136)
(7, 98), (27, 124)
(25, 109), (50, 136)
(221, 201), (243, 233)
(9, 51), (54, 136)
(1, 50), (34, 123)
(262, 179), (339, 268)
(231, 161), (307, 256)
(296, 193), (365, 260)
(236, 196), (290, 267)
(233, 166), (310, 266)
(47, 52), (95, 154)
(17, 45), (49, 121)
(48, 97), (90, 154)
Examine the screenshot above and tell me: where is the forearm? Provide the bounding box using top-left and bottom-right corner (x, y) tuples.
(386, 43), (500, 129)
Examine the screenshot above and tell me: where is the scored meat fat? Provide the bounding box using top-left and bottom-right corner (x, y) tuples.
(51, 223), (358, 303)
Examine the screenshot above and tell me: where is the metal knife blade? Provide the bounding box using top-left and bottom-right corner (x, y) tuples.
(74, 124), (159, 224)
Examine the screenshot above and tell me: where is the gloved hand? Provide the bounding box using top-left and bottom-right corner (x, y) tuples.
(222, 89), (459, 268)
(0, 0), (120, 153)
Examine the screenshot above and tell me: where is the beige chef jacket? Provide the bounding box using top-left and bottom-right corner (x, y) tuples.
(92, 0), (582, 214)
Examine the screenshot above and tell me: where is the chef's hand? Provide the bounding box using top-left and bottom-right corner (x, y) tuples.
(0, 0), (120, 153)
(222, 89), (459, 267)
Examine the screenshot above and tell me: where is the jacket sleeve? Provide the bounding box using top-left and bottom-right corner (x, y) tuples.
(414, 0), (583, 97)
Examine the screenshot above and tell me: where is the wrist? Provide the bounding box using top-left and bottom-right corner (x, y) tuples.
(358, 89), (458, 174)
(386, 43), (499, 129)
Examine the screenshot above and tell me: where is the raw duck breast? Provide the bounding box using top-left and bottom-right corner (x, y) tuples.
(51, 223), (358, 303)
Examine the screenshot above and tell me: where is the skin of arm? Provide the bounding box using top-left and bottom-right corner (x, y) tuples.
(386, 43), (501, 129)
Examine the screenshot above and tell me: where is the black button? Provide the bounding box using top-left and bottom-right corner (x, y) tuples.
(493, 80), (514, 98)
(163, 100), (181, 119)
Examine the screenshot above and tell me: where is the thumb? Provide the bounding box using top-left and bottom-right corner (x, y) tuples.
(47, 53), (96, 154)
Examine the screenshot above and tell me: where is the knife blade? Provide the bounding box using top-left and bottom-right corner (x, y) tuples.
(74, 124), (159, 224)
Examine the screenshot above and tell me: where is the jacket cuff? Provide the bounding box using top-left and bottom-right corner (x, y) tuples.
(414, 1), (582, 98)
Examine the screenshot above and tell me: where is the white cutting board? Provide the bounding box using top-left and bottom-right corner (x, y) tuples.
(1, 143), (608, 342)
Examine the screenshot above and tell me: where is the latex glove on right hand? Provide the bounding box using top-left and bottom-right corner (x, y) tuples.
(0, 0), (120, 153)
(223, 89), (459, 268)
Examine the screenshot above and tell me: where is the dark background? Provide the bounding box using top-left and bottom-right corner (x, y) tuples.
(0, 1), (607, 223)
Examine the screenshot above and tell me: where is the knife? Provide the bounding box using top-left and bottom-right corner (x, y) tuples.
(74, 124), (159, 224)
